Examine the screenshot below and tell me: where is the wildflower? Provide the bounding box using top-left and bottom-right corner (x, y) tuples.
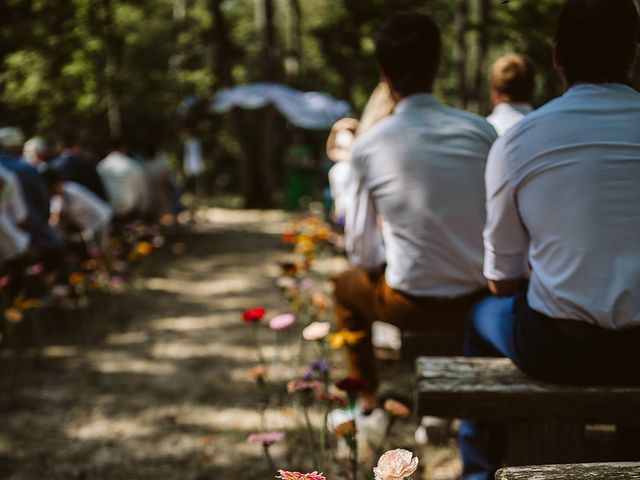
(298, 278), (313, 291)
(316, 392), (347, 406)
(327, 329), (366, 349)
(243, 307), (266, 323)
(373, 449), (419, 480)
(269, 313), (296, 330)
(247, 431), (285, 446)
(301, 359), (330, 381)
(249, 364), (268, 381)
(287, 379), (323, 394)
(0, 275), (10, 288)
(302, 321), (331, 341)
(69, 272), (86, 286)
(14, 296), (42, 310)
(383, 399), (411, 418)
(311, 292), (332, 310)
(278, 261), (298, 276)
(25, 263), (44, 275)
(136, 241), (153, 256)
(281, 232), (297, 244)
(313, 227), (332, 242)
(276, 470), (326, 480)
(335, 377), (369, 395)
(5, 307), (23, 323)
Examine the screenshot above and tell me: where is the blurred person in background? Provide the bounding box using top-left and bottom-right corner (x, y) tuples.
(487, 53), (536, 136)
(23, 137), (49, 167)
(0, 127), (63, 258)
(97, 139), (151, 223)
(41, 168), (113, 254)
(51, 130), (108, 201)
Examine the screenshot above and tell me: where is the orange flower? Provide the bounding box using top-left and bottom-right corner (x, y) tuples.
(328, 329), (367, 349)
(311, 292), (332, 310)
(69, 272), (86, 286)
(5, 307), (23, 323)
(249, 364), (268, 380)
(136, 241), (153, 256)
(383, 399), (411, 418)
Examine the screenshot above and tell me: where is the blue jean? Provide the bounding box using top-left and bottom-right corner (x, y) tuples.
(460, 292), (640, 480)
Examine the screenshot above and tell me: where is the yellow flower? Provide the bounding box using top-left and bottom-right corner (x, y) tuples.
(5, 307), (23, 323)
(69, 272), (86, 286)
(327, 329), (367, 349)
(14, 295), (43, 310)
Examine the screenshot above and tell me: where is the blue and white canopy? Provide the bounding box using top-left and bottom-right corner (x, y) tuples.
(211, 83), (351, 130)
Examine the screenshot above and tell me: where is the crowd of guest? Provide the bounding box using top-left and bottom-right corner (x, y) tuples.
(0, 127), (181, 303)
(326, 0), (640, 478)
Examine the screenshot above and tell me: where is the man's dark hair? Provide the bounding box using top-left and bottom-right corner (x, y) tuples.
(375, 12), (441, 96)
(555, 0), (639, 85)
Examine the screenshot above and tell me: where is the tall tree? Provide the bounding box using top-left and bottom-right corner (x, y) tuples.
(98, 0), (123, 140)
(473, 0), (491, 113)
(456, 0), (470, 108)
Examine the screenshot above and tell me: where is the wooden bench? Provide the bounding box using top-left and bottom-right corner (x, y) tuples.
(415, 357), (640, 465)
(400, 330), (464, 361)
(496, 462), (640, 479)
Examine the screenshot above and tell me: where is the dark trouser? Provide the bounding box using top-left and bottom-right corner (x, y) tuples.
(460, 292), (640, 480)
(334, 268), (487, 392)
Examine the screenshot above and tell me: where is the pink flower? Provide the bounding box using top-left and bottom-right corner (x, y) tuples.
(243, 307), (266, 323)
(298, 278), (314, 291)
(276, 471), (326, 480)
(247, 431), (285, 445)
(302, 321), (331, 341)
(269, 313), (296, 330)
(287, 379), (323, 393)
(373, 449), (419, 480)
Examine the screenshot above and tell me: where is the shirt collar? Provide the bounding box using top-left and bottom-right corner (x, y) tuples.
(565, 82), (637, 96)
(492, 102), (533, 116)
(394, 93), (441, 115)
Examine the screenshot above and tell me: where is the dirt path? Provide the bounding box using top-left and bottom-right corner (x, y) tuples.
(0, 208), (461, 480)
(0, 209), (304, 480)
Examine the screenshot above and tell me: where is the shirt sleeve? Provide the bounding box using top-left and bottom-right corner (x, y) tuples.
(483, 136), (529, 280)
(344, 154), (385, 270)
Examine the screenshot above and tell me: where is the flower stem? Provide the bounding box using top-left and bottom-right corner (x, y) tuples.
(302, 403), (320, 469)
(262, 444), (277, 473)
(251, 323), (266, 365)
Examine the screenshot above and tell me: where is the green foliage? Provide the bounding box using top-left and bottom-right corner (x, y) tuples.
(0, 0), (565, 185)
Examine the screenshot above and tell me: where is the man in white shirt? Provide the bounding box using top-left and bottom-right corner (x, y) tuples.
(0, 167), (30, 264)
(460, 1), (640, 478)
(97, 141), (151, 219)
(334, 12), (497, 411)
(486, 54), (536, 136)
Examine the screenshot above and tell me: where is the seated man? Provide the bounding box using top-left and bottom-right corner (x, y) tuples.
(97, 140), (151, 221)
(461, 1), (640, 478)
(486, 53), (536, 136)
(0, 127), (63, 255)
(334, 12), (497, 411)
(51, 131), (108, 201)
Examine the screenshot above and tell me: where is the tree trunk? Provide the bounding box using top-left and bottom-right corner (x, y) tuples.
(285, 0), (302, 85)
(456, 0), (469, 109)
(473, 0), (491, 114)
(101, 0), (123, 140)
(210, 0), (270, 207)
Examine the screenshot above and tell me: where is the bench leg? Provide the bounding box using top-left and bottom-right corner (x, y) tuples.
(506, 420), (585, 465)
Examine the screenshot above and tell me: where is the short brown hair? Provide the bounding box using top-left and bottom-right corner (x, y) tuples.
(490, 54), (536, 103)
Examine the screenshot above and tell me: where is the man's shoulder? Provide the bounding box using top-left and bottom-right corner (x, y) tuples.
(441, 104), (497, 134)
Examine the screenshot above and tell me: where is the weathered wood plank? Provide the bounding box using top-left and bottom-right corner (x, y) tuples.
(495, 462), (640, 480)
(400, 330), (464, 361)
(505, 420), (585, 465)
(415, 357), (640, 423)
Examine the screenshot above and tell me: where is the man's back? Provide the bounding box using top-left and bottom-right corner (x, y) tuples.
(350, 93), (497, 296)
(98, 151), (149, 216)
(51, 152), (108, 201)
(489, 83), (640, 328)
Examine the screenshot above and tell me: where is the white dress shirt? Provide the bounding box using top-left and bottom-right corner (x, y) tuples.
(484, 83), (640, 329)
(346, 93), (497, 297)
(487, 102), (533, 136)
(328, 161), (353, 224)
(62, 182), (113, 234)
(98, 151), (151, 216)
(0, 166), (29, 262)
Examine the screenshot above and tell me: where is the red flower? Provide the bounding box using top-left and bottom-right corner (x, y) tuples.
(335, 377), (369, 394)
(243, 307), (266, 323)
